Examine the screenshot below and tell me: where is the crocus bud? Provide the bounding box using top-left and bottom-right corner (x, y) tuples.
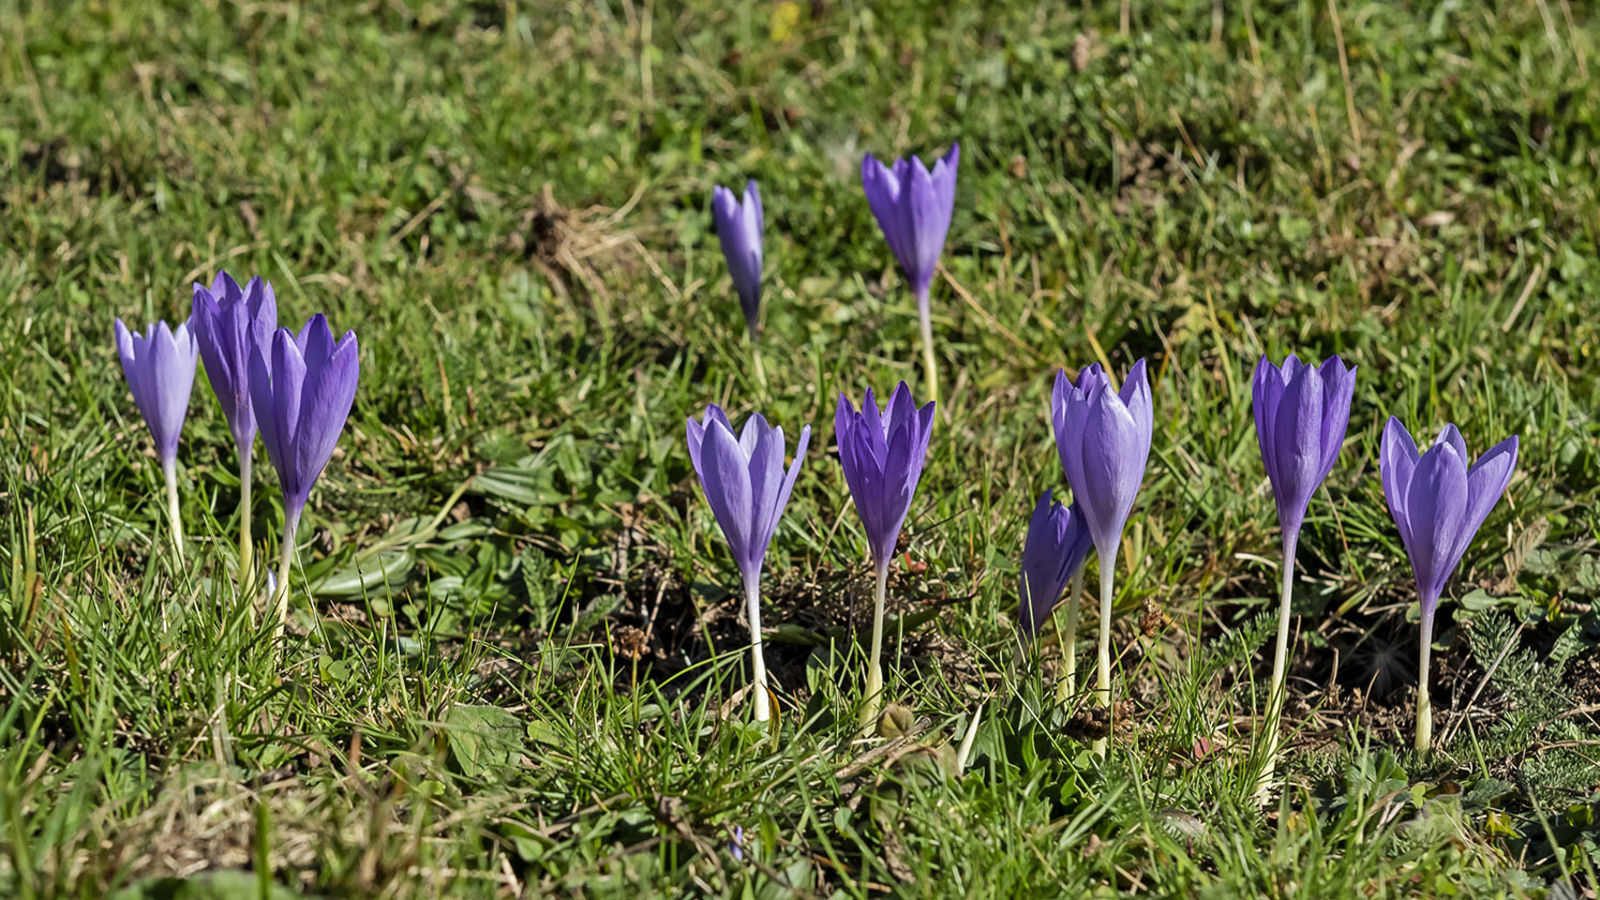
(711, 180), (764, 338)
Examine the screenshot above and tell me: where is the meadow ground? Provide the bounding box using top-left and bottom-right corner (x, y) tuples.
(4, 1), (1600, 896)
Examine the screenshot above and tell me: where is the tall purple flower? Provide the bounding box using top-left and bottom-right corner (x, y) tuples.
(192, 272), (278, 452)
(1051, 360), (1153, 738)
(115, 317), (199, 559)
(1251, 353), (1355, 788)
(712, 180), (764, 340)
(1018, 491), (1093, 639)
(861, 143), (960, 406)
(192, 271), (278, 581)
(687, 405), (811, 723)
(250, 314), (360, 630)
(1381, 417), (1517, 751)
(836, 383), (935, 570)
(835, 382), (934, 727)
(1052, 361), (1153, 559)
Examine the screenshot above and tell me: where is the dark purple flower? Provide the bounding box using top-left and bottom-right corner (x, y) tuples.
(1380, 418), (1518, 612)
(686, 406), (810, 586)
(861, 144), (959, 303)
(835, 383), (935, 571)
(1252, 354), (1355, 543)
(1051, 360), (1154, 556)
(115, 318), (199, 467)
(192, 271), (277, 453)
(712, 180), (763, 338)
(1018, 491), (1093, 638)
(248, 314), (360, 527)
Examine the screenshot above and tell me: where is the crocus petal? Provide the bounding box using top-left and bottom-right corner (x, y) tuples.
(699, 422), (757, 579)
(1403, 442), (1470, 608)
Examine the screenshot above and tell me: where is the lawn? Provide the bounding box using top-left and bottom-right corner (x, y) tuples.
(3, 0), (1600, 896)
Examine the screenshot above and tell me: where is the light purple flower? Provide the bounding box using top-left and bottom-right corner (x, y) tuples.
(1252, 354), (1356, 543)
(861, 144), (959, 303)
(1051, 361), (1154, 556)
(686, 406), (810, 586)
(712, 180), (764, 337)
(192, 271), (277, 453)
(115, 318), (199, 467)
(248, 314), (360, 526)
(1380, 418), (1518, 613)
(835, 383), (935, 571)
(1018, 491), (1093, 638)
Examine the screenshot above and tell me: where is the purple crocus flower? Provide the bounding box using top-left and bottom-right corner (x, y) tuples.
(861, 144), (959, 303)
(115, 317), (199, 559)
(686, 405), (810, 723)
(1251, 353), (1355, 787)
(835, 383), (935, 570)
(192, 271), (277, 453)
(115, 318), (200, 468)
(1052, 361), (1153, 557)
(250, 314), (360, 629)
(861, 143), (959, 406)
(712, 180), (763, 340)
(834, 382), (934, 727)
(192, 271), (278, 582)
(1051, 360), (1153, 736)
(1252, 355), (1356, 544)
(1381, 417), (1517, 751)
(1018, 491), (1093, 639)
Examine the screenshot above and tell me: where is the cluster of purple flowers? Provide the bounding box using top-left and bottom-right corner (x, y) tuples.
(702, 149), (1519, 757)
(115, 272), (359, 630)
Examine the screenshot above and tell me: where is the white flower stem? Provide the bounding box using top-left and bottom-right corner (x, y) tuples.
(745, 576), (770, 723)
(1093, 547), (1118, 757)
(1416, 605), (1435, 753)
(1258, 530), (1299, 799)
(269, 511), (299, 641)
(162, 458), (185, 564)
(861, 562), (891, 732)
(1054, 568), (1085, 704)
(915, 288), (939, 408)
(237, 451), (253, 595)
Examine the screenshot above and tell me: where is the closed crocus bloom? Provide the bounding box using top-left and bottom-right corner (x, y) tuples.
(1017, 491), (1092, 639)
(192, 271), (278, 583)
(835, 383), (935, 570)
(835, 382), (934, 728)
(250, 314), (360, 632)
(712, 181), (764, 340)
(116, 318), (200, 469)
(861, 143), (959, 406)
(1381, 417), (1518, 752)
(1052, 361), (1153, 556)
(115, 317), (199, 560)
(192, 271), (278, 451)
(1051, 360), (1153, 746)
(1253, 355), (1355, 542)
(687, 405), (811, 723)
(1251, 353), (1355, 792)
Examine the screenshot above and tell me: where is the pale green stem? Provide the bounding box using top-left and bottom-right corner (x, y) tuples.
(1416, 605), (1435, 753)
(748, 325), (768, 392)
(162, 458), (185, 564)
(915, 288), (939, 408)
(237, 450), (253, 596)
(269, 511), (299, 641)
(745, 576), (770, 723)
(1054, 568), (1085, 704)
(861, 562), (891, 732)
(1093, 546), (1118, 757)
(1258, 530), (1299, 798)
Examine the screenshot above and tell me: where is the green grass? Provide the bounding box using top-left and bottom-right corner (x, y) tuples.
(3, 0), (1600, 896)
